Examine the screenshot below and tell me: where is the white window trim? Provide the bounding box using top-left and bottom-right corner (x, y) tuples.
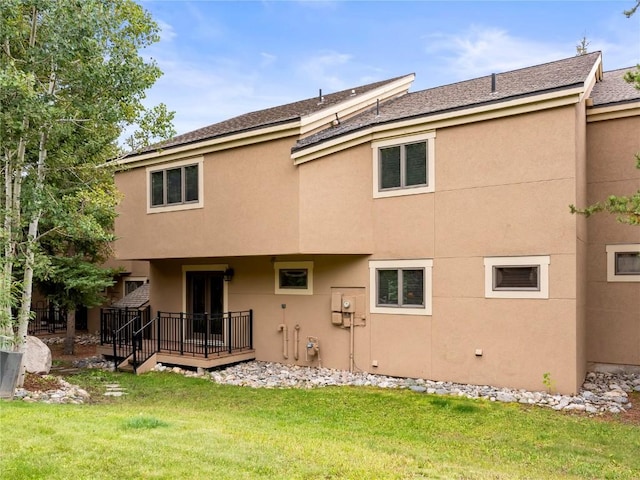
(274, 261), (314, 295)
(606, 244), (640, 282)
(372, 131), (435, 199)
(146, 156), (204, 214)
(369, 259), (433, 315)
(484, 256), (550, 299)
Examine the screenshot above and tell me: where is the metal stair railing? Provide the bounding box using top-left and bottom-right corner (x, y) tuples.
(131, 315), (158, 374)
(112, 315), (140, 369)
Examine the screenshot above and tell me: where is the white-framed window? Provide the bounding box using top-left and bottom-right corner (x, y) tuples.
(484, 256), (550, 299)
(369, 259), (433, 315)
(606, 244), (640, 282)
(372, 131), (435, 198)
(146, 157), (204, 213)
(274, 261), (314, 295)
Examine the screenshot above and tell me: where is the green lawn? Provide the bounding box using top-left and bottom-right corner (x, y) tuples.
(1, 370), (638, 479)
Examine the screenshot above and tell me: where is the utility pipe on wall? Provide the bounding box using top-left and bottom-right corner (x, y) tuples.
(278, 324), (288, 359)
(294, 324), (300, 360)
(349, 313), (355, 373)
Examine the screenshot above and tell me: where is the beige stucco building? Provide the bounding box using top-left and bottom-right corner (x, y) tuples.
(106, 52), (639, 394)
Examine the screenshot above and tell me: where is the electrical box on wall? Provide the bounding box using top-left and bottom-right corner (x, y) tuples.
(330, 288), (366, 327)
(331, 292), (343, 314)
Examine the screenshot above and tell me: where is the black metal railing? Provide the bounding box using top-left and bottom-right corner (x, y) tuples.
(28, 305), (67, 334)
(100, 307), (150, 345)
(112, 315), (140, 365)
(100, 308), (253, 371)
(131, 316), (157, 373)
(155, 310), (253, 358)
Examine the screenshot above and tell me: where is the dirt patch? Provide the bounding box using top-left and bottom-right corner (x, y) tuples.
(608, 391), (640, 426)
(23, 372), (63, 392)
(49, 342), (97, 362)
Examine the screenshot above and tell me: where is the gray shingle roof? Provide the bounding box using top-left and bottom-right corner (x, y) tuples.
(590, 67), (640, 106)
(111, 283), (149, 309)
(136, 75), (410, 155)
(294, 52), (603, 152)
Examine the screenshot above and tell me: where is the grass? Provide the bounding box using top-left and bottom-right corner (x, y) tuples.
(1, 369), (639, 479)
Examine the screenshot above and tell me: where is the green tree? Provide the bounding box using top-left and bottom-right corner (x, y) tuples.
(0, 0), (174, 378)
(570, 1), (640, 225)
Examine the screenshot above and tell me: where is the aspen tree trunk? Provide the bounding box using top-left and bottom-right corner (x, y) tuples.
(15, 125), (50, 387)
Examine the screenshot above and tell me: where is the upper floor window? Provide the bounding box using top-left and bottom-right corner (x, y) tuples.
(372, 131), (435, 198)
(606, 244), (640, 282)
(369, 259), (433, 315)
(146, 157), (203, 213)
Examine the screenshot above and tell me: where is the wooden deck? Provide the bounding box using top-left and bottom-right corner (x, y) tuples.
(97, 344), (255, 370)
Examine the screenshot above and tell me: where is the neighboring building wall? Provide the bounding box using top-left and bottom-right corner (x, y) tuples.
(586, 115), (640, 368)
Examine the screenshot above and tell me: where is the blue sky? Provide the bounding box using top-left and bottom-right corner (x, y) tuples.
(139, 0), (640, 136)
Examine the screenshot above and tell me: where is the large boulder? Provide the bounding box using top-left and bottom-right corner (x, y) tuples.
(24, 336), (52, 374)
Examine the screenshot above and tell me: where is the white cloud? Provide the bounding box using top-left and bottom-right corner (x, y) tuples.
(424, 26), (566, 81)
(297, 51), (354, 90)
(156, 20), (177, 42)
(260, 52), (277, 68)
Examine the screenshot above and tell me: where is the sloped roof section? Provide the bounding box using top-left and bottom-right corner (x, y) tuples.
(111, 283), (149, 309)
(134, 75), (411, 155)
(294, 52), (603, 152)
(589, 67), (640, 106)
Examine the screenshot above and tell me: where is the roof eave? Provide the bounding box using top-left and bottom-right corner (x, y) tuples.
(587, 100), (640, 122)
(292, 86), (586, 165)
(299, 74), (415, 135)
(115, 118), (301, 168)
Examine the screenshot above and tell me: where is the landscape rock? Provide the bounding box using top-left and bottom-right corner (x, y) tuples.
(24, 336), (52, 374)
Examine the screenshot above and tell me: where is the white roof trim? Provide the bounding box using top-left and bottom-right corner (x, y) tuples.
(293, 87), (585, 165)
(587, 102), (640, 122)
(299, 75), (415, 135)
(115, 122), (301, 169)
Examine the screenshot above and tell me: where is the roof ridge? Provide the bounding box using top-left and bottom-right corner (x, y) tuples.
(407, 51), (603, 96)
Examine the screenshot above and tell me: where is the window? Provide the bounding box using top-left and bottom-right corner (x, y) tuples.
(484, 256), (550, 299)
(124, 279), (146, 296)
(369, 259), (433, 315)
(146, 157), (203, 213)
(372, 132), (435, 198)
(606, 244), (640, 282)
(275, 261), (313, 295)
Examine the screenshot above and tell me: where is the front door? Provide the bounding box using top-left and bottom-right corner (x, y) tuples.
(186, 271), (224, 339)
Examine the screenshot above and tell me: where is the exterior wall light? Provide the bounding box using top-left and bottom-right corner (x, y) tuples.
(223, 268), (235, 282)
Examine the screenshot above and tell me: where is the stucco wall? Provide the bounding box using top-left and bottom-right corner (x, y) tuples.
(120, 103), (588, 393)
(115, 136), (301, 260)
(586, 115), (640, 367)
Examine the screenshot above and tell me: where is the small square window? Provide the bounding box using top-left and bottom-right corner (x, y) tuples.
(370, 259), (432, 315)
(275, 262), (313, 295)
(606, 244), (640, 282)
(484, 256), (550, 299)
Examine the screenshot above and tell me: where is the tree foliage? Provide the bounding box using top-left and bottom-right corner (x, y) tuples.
(0, 0), (174, 361)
